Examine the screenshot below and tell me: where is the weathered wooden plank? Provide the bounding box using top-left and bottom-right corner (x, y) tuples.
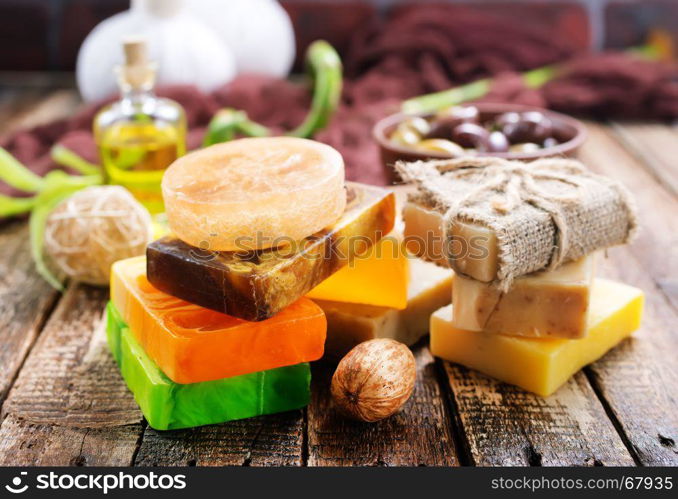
(585, 248), (678, 466)
(0, 86), (84, 406)
(1, 283), (141, 427)
(432, 122), (678, 467)
(610, 121), (678, 198)
(0, 415), (142, 466)
(1, 89), (79, 133)
(134, 411), (305, 467)
(574, 122), (678, 466)
(0, 71), (75, 90)
(0, 88), (50, 136)
(581, 123), (678, 312)
(0, 283), (143, 465)
(307, 346), (459, 466)
(0, 223), (59, 405)
(442, 365), (635, 466)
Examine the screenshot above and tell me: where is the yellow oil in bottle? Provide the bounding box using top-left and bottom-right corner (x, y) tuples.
(99, 123), (185, 214)
(94, 38), (187, 214)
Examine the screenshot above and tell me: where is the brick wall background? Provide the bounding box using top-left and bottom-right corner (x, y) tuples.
(0, 0), (675, 71)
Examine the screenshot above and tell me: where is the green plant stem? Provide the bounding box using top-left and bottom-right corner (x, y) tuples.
(401, 79), (491, 115)
(203, 40), (342, 147)
(289, 40), (343, 138)
(401, 44), (660, 115)
(30, 198), (65, 290)
(523, 65), (559, 89)
(238, 119), (270, 138)
(51, 145), (101, 176)
(202, 40), (343, 146)
(0, 193), (35, 216)
(0, 147), (45, 192)
(202, 109), (248, 147)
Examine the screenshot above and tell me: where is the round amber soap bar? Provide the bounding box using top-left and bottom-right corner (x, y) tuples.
(162, 137), (346, 251)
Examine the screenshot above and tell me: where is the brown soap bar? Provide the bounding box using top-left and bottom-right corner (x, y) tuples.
(147, 183), (396, 321)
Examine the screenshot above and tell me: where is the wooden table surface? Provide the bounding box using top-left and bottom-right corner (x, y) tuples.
(0, 77), (676, 467)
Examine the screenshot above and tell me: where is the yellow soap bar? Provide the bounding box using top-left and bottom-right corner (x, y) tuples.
(306, 234), (408, 309)
(314, 258), (453, 358)
(453, 256), (595, 338)
(431, 278), (644, 396)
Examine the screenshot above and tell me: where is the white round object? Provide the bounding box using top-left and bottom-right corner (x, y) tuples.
(76, 0), (236, 102)
(189, 0), (295, 78)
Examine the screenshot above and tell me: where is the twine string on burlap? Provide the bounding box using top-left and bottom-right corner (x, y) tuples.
(419, 156), (592, 290)
(396, 155), (638, 290)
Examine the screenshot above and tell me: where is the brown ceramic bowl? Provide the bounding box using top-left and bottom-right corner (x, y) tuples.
(373, 103), (587, 182)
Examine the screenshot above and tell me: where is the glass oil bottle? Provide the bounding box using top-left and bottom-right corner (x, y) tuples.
(93, 37), (186, 214)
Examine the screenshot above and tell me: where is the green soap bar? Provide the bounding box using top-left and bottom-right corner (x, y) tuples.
(106, 302), (311, 430)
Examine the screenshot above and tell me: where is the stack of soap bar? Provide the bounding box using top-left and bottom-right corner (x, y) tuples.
(147, 183), (396, 321)
(452, 256), (595, 338)
(162, 137), (347, 251)
(106, 302), (311, 430)
(431, 278), (644, 396)
(314, 258), (453, 358)
(306, 232), (409, 309)
(111, 256), (326, 384)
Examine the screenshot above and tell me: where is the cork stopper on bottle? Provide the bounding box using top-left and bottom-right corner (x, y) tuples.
(123, 37), (148, 66)
(119, 37), (155, 90)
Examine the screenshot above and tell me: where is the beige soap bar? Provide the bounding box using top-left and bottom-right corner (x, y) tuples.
(453, 256), (595, 338)
(402, 202), (498, 278)
(449, 219), (499, 282)
(314, 258), (453, 358)
(402, 202), (448, 267)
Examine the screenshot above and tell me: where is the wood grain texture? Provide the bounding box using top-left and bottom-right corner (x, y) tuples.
(610, 122), (678, 198)
(578, 122), (678, 466)
(443, 365), (634, 466)
(1, 283), (142, 427)
(2, 82), (678, 466)
(580, 123), (678, 312)
(0, 414), (142, 466)
(0, 223), (58, 405)
(134, 411), (305, 467)
(588, 249), (678, 466)
(307, 346), (459, 466)
(0, 88), (48, 136)
(0, 86), (82, 405)
(0, 89), (79, 133)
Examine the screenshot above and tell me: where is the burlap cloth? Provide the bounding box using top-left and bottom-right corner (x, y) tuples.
(396, 157), (638, 289)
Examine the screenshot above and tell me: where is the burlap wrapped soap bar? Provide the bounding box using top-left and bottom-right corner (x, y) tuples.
(397, 157), (637, 288)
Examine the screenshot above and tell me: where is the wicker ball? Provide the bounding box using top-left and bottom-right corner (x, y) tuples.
(44, 186), (153, 286)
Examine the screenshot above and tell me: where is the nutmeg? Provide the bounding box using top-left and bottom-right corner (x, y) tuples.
(330, 339), (416, 422)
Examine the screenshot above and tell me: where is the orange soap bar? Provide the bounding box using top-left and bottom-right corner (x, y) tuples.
(111, 256), (326, 384)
